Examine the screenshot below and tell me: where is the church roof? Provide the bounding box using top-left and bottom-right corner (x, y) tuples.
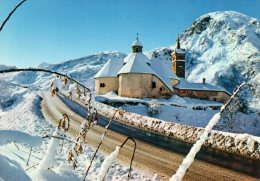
(123, 52), (150, 64)
(175, 79), (231, 94)
(118, 54), (155, 75)
(118, 55), (175, 91)
(132, 39), (142, 47)
(94, 57), (124, 78)
(150, 58), (179, 91)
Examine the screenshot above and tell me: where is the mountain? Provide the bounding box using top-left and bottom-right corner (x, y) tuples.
(148, 11), (260, 89)
(2, 11), (259, 109)
(5, 51), (126, 90)
(0, 64), (17, 71)
(146, 11), (260, 110)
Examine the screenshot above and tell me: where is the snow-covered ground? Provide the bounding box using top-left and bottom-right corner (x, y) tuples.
(96, 92), (260, 136)
(1, 10), (260, 180)
(0, 81), (151, 181)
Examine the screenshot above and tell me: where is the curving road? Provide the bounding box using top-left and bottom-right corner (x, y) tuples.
(40, 91), (258, 181)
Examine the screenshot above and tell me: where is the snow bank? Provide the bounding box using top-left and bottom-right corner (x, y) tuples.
(0, 130), (42, 147)
(97, 146), (120, 181)
(95, 102), (260, 160)
(32, 163), (79, 181)
(31, 128), (81, 181)
(0, 154), (31, 181)
(38, 127), (59, 170)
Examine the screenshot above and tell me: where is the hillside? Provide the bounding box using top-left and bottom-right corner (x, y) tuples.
(1, 11), (259, 110)
(3, 51), (126, 91)
(146, 11), (260, 110)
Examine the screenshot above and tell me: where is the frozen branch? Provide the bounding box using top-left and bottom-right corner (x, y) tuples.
(83, 108), (123, 181)
(0, 68), (91, 92)
(170, 82), (253, 181)
(0, 0), (27, 32)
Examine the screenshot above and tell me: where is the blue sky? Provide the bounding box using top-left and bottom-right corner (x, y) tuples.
(0, 0), (260, 67)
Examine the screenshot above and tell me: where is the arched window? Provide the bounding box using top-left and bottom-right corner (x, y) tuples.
(100, 83), (106, 87)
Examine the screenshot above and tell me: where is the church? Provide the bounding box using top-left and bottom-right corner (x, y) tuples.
(94, 35), (231, 103)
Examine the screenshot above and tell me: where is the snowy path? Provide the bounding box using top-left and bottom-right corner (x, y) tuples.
(40, 91), (258, 181)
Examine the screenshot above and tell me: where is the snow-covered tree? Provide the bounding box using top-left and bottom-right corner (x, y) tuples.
(147, 99), (160, 116)
(216, 85), (254, 132)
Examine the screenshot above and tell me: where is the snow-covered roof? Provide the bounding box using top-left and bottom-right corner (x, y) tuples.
(118, 54), (155, 75)
(150, 59), (179, 80)
(175, 79), (231, 94)
(95, 43), (180, 92)
(123, 53), (150, 64)
(150, 58), (179, 90)
(132, 40), (142, 47)
(94, 57), (124, 78)
(118, 56), (175, 91)
(175, 49), (186, 54)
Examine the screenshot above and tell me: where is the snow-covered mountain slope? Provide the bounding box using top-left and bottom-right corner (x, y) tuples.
(0, 64), (16, 71)
(146, 11), (260, 110)
(148, 11), (260, 88)
(2, 11), (259, 109)
(41, 51), (126, 89)
(2, 51), (126, 91)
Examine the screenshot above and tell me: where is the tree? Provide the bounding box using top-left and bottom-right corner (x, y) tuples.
(147, 99), (160, 117)
(216, 85), (254, 132)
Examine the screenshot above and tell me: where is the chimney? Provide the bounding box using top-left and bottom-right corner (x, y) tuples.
(203, 78), (206, 84)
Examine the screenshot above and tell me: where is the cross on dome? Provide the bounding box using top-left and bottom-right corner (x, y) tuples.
(132, 33), (143, 53)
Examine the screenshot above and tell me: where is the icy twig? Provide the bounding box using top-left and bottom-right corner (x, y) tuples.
(26, 146), (32, 166)
(42, 135), (76, 144)
(0, 68), (91, 92)
(13, 141), (20, 150)
(25, 163), (39, 171)
(83, 108), (123, 181)
(97, 146), (121, 181)
(170, 82), (253, 181)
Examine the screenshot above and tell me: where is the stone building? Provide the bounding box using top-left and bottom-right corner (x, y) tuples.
(94, 35), (231, 103)
(173, 79), (231, 103)
(95, 36), (179, 98)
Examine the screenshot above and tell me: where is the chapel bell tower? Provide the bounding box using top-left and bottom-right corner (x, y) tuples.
(172, 35), (186, 78)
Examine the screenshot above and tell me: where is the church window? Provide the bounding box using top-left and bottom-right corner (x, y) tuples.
(152, 82), (156, 88)
(100, 83), (105, 87)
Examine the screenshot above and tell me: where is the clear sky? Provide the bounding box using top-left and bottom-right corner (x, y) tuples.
(0, 0), (260, 67)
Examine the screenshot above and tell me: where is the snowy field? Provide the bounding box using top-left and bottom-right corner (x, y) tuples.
(1, 10), (260, 180)
(0, 80), (152, 180)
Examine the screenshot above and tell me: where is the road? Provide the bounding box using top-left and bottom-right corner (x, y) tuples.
(40, 91), (258, 181)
